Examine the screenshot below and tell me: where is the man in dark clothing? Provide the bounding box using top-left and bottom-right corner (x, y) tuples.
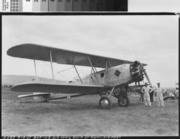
(149, 89), (154, 102)
(139, 90), (144, 102)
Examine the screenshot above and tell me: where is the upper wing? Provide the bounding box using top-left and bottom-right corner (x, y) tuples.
(7, 43), (147, 68)
(11, 82), (110, 95)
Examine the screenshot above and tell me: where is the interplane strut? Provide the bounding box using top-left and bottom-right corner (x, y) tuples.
(33, 59), (38, 81)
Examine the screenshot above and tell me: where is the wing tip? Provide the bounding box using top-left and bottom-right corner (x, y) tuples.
(7, 43), (32, 57)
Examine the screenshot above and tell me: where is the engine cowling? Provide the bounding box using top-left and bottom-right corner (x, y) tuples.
(130, 61), (144, 82)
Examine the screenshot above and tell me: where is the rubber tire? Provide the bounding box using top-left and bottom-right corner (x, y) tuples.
(99, 96), (112, 109)
(118, 95), (130, 107)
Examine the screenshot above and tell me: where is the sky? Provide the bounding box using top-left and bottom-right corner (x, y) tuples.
(2, 15), (179, 88)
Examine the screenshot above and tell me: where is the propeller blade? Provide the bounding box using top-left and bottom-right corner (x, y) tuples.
(139, 63), (152, 86)
(143, 69), (152, 86)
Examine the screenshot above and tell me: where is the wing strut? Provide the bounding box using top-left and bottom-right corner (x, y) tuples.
(33, 59), (38, 81)
(88, 57), (101, 84)
(108, 61), (111, 68)
(103, 60), (108, 82)
(50, 50), (55, 81)
(73, 65), (83, 84)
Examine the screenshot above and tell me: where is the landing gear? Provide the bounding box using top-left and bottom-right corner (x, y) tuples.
(114, 86), (130, 107)
(118, 95), (129, 107)
(99, 87), (114, 109)
(99, 86), (130, 109)
(99, 96), (112, 109)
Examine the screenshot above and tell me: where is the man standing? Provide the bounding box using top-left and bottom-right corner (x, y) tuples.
(155, 82), (165, 107)
(149, 86), (154, 102)
(141, 83), (151, 107)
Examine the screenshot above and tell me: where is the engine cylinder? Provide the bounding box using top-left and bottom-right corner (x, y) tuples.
(130, 61), (144, 82)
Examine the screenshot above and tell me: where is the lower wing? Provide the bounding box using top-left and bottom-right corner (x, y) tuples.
(11, 82), (110, 95)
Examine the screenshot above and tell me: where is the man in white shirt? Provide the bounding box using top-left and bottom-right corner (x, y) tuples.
(155, 82), (165, 107)
(141, 83), (151, 107)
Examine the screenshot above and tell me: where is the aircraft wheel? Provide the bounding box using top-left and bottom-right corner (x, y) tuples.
(118, 95), (129, 107)
(99, 96), (112, 109)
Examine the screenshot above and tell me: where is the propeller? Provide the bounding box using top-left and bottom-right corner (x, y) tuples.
(131, 50), (152, 86)
(130, 61), (144, 81)
(139, 62), (152, 86)
(130, 61), (152, 86)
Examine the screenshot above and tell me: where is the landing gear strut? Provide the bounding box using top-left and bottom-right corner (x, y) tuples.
(117, 95), (129, 107)
(99, 86), (130, 109)
(116, 87), (130, 107)
(99, 87), (114, 109)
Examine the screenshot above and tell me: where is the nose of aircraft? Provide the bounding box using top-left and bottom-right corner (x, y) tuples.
(130, 61), (144, 82)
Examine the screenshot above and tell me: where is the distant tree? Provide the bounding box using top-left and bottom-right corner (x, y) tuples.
(9, 85), (13, 88)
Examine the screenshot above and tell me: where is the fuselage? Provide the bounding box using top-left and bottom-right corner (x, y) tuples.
(73, 64), (135, 87)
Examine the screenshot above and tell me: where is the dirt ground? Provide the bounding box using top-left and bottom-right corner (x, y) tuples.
(2, 89), (179, 136)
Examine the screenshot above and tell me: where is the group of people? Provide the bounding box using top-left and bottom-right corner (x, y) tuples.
(141, 82), (165, 107)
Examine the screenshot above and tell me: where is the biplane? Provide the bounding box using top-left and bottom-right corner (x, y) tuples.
(7, 43), (151, 109)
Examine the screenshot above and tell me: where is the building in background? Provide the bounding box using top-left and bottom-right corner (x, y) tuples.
(65, 0), (72, 11)
(11, 0), (22, 12)
(32, 0), (41, 11)
(57, 0), (65, 11)
(41, 0), (48, 11)
(23, 0), (33, 12)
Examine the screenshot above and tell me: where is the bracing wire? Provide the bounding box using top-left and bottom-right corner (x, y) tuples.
(55, 66), (75, 81)
(56, 66), (74, 75)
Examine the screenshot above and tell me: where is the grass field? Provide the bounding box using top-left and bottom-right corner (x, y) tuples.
(2, 88), (179, 136)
